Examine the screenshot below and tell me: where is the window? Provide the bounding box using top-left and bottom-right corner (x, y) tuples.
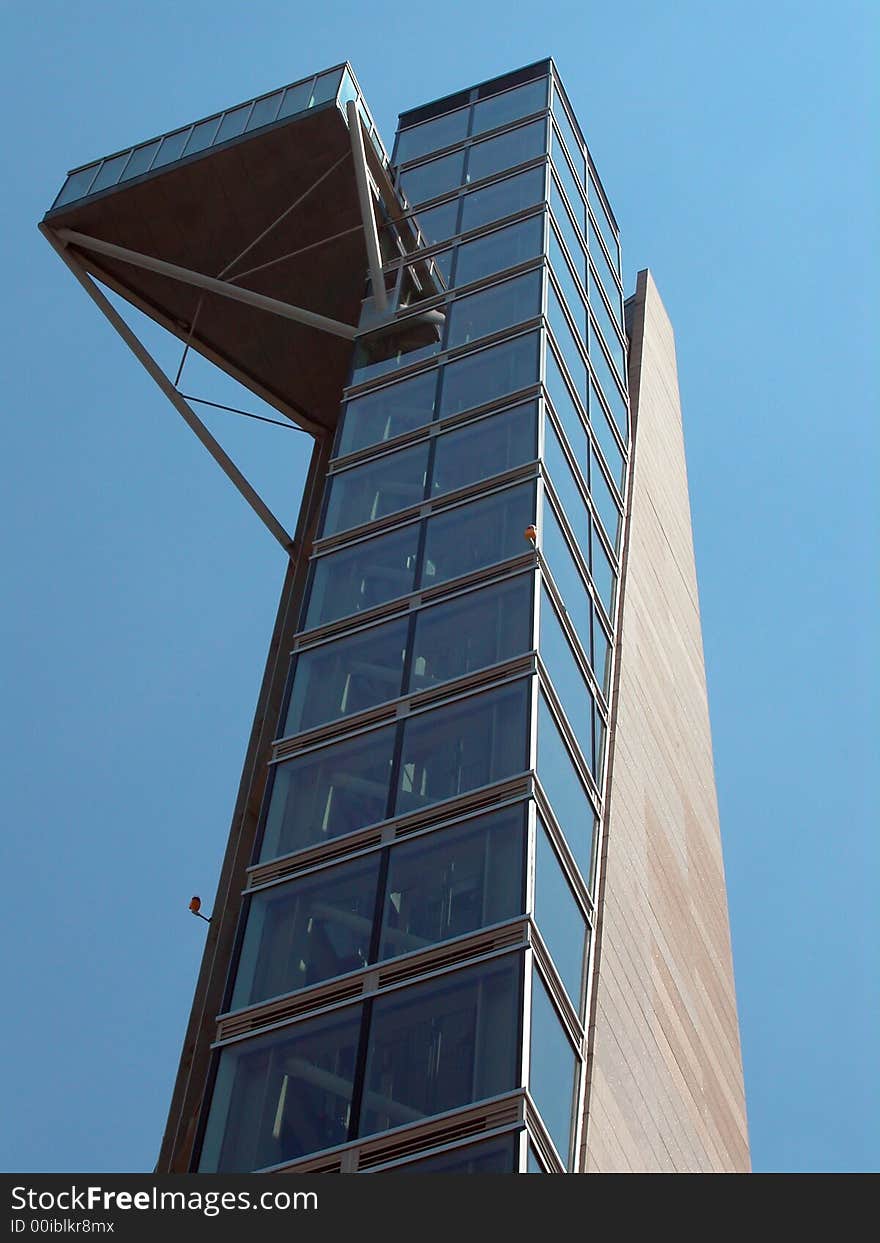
(551, 89), (586, 182)
(588, 216), (622, 324)
(231, 854), (383, 1008)
(589, 445), (621, 552)
(550, 234), (587, 337)
(545, 348), (588, 475)
(589, 382), (626, 489)
(592, 611), (611, 699)
(379, 807), (526, 960)
(321, 442), (430, 538)
(304, 524), (419, 629)
(399, 149), (466, 205)
(388, 1135), (519, 1172)
(246, 91), (283, 131)
(119, 141), (160, 182)
(589, 267), (626, 379)
(446, 270), (541, 350)
(420, 481), (535, 590)
(431, 402), (537, 498)
(471, 78), (548, 135)
(544, 418), (591, 557)
(394, 108), (469, 165)
(259, 725), (395, 861)
(590, 527), (617, 621)
(550, 178), (588, 285)
(283, 617), (409, 736)
(528, 968), (576, 1167)
(548, 284), (587, 401)
(89, 153), (130, 193)
(453, 215), (544, 288)
(551, 135), (586, 236)
(337, 370), (437, 457)
(198, 1004), (362, 1172)
(409, 574), (532, 694)
(588, 174), (620, 276)
(467, 119), (546, 184)
(411, 199), (461, 247)
(589, 322), (628, 438)
(459, 166), (545, 234)
(534, 818), (588, 1013)
(537, 695), (596, 885)
(396, 681), (529, 815)
(541, 505), (591, 652)
(540, 588), (595, 772)
(439, 332), (539, 417)
(359, 956), (521, 1138)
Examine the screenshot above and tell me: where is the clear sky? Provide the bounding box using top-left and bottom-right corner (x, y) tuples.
(1, 0), (876, 1175)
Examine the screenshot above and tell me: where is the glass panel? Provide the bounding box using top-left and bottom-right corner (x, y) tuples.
(550, 237), (587, 338)
(379, 806), (526, 960)
(453, 215), (543, 288)
(592, 611), (611, 699)
(589, 322), (627, 438)
(409, 574), (532, 694)
(431, 402), (536, 498)
(53, 164), (100, 207)
(284, 617), (409, 736)
(459, 165), (545, 234)
(337, 69), (358, 115)
(542, 505), (591, 651)
(350, 319), (442, 386)
(590, 528), (616, 622)
(420, 481), (535, 590)
(589, 174), (620, 274)
(246, 91), (283, 131)
(544, 419), (590, 556)
(399, 150), (466, 205)
(466, 119), (546, 185)
(389, 1135), (518, 1172)
(231, 854), (383, 1008)
(545, 348), (588, 477)
(396, 681), (529, 815)
(395, 108), (470, 164)
(198, 1005), (361, 1171)
(551, 139), (586, 236)
(310, 69), (343, 108)
(118, 141), (161, 182)
(446, 270), (541, 350)
(471, 78), (548, 135)
(411, 199), (460, 246)
(259, 725), (395, 861)
(151, 128), (192, 170)
(540, 588), (594, 770)
(304, 524), (420, 629)
(277, 80), (313, 119)
(589, 382), (627, 489)
(548, 285), (587, 401)
(439, 332), (539, 417)
(529, 969), (576, 1167)
(589, 445), (621, 551)
(535, 818), (587, 1013)
(527, 1143), (546, 1172)
(537, 694), (596, 884)
(400, 250), (453, 306)
(321, 443), (429, 538)
(588, 216), (622, 322)
(183, 116), (222, 156)
(589, 268), (626, 379)
(551, 90), (586, 182)
(88, 153), (130, 194)
(214, 105), (252, 144)
(338, 370), (437, 457)
(550, 179), (588, 284)
(359, 956), (521, 1138)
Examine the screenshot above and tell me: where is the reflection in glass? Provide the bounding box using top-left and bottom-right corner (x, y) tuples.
(540, 588), (595, 771)
(183, 116), (222, 156)
(359, 957), (521, 1138)
(589, 174), (620, 275)
(409, 574), (532, 693)
(545, 348), (588, 475)
(231, 855), (382, 1008)
(551, 140), (586, 236)
(214, 104), (252, 144)
(395, 108), (470, 165)
(421, 481), (535, 590)
(259, 726), (395, 860)
(118, 141), (161, 182)
(446, 270), (541, 350)
(548, 285), (587, 401)
(588, 216), (622, 324)
(534, 819), (587, 1012)
(550, 182), (588, 284)
(309, 69), (342, 108)
(54, 165), (100, 207)
(454, 215), (544, 288)
(278, 80), (313, 119)
(459, 166), (545, 235)
(537, 695), (596, 885)
(379, 807), (525, 960)
(472, 78), (548, 135)
(439, 332), (539, 417)
(431, 402), (536, 498)
(551, 90), (586, 182)
(400, 150), (466, 205)
(411, 199), (460, 246)
(592, 612), (611, 699)
(545, 420), (590, 556)
(550, 236), (588, 337)
(337, 370), (437, 457)
(589, 322), (627, 438)
(284, 617), (409, 736)
(467, 119), (546, 185)
(589, 268), (626, 378)
(152, 128), (191, 170)
(590, 528), (616, 622)
(199, 1005), (361, 1171)
(589, 446), (621, 551)
(396, 681), (529, 815)
(589, 382), (626, 489)
(542, 505), (591, 651)
(304, 524), (419, 629)
(529, 968), (576, 1167)
(321, 443), (429, 537)
(246, 91), (284, 131)
(527, 1143), (546, 1172)
(390, 1135), (518, 1172)
(89, 153), (130, 193)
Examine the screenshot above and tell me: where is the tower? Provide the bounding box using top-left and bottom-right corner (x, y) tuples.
(42, 58), (748, 1174)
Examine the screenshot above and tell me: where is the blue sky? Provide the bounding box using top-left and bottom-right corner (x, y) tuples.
(1, 0), (876, 1174)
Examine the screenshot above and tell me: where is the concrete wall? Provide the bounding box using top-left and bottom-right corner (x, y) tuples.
(581, 270), (749, 1172)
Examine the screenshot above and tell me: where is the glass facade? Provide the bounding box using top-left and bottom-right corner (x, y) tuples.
(192, 59), (629, 1175)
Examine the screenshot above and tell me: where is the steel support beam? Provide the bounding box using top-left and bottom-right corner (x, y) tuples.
(346, 100), (388, 313)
